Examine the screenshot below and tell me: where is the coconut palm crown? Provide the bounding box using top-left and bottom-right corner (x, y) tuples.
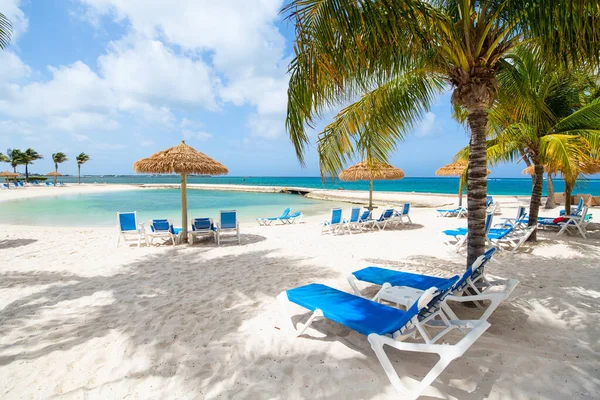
(283, 0), (600, 266)
(52, 152), (68, 185)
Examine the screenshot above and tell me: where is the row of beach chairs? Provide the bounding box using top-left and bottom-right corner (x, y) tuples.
(1, 181), (65, 189)
(116, 210), (241, 247)
(256, 207), (303, 225)
(278, 248), (519, 399)
(437, 195), (500, 218)
(321, 204), (412, 234)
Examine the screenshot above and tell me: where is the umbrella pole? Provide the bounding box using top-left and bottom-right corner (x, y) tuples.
(369, 179), (373, 210)
(181, 174), (188, 243)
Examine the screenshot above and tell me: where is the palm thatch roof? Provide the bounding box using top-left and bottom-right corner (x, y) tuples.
(523, 160), (600, 176)
(339, 160), (404, 181)
(46, 172), (62, 176)
(133, 141), (228, 175)
(0, 171), (19, 177)
(522, 165), (552, 175)
(436, 160), (490, 176)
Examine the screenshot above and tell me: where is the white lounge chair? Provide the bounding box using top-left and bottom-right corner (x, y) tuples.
(394, 203), (412, 225)
(214, 210), (240, 246)
(340, 207), (361, 234)
(188, 217), (215, 244)
(278, 282), (490, 399)
(436, 206), (467, 218)
(321, 208), (343, 234)
(372, 208), (395, 230)
(116, 211), (147, 247)
(557, 206), (593, 239)
(147, 219), (180, 245)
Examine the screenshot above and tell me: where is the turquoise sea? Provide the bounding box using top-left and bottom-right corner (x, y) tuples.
(57, 175), (600, 196)
(2, 176), (598, 227)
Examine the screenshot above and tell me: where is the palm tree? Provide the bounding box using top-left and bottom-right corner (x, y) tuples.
(6, 148), (23, 172)
(75, 152), (90, 184)
(22, 148), (43, 183)
(0, 13), (12, 50)
(52, 152), (68, 185)
(456, 51), (600, 238)
(282, 1), (600, 266)
(0, 152), (8, 163)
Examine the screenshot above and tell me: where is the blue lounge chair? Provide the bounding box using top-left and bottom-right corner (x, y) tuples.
(355, 209), (373, 229)
(286, 211), (303, 224)
(348, 248), (520, 322)
(278, 283), (490, 399)
(147, 219), (180, 245)
(214, 210), (240, 246)
(341, 207), (361, 233)
(394, 203), (412, 225)
(321, 208), (343, 234)
(257, 208), (291, 226)
(1, 183), (8, 190)
(436, 206), (467, 218)
(559, 197), (584, 216)
(116, 211), (147, 247)
(496, 206), (527, 229)
(443, 212), (494, 251)
(188, 217), (215, 244)
(372, 208), (395, 230)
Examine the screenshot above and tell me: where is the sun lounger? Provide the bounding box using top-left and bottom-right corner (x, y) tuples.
(557, 206), (593, 239)
(321, 208), (343, 234)
(394, 203), (412, 225)
(355, 210), (373, 229)
(341, 207), (361, 233)
(443, 213), (494, 251)
(372, 208), (395, 230)
(278, 283), (490, 399)
(487, 225), (537, 253)
(436, 206), (467, 218)
(188, 217), (215, 244)
(147, 219), (181, 245)
(286, 211), (303, 224)
(1, 183), (8, 190)
(116, 211), (147, 247)
(257, 208), (291, 226)
(348, 248), (519, 322)
(559, 197), (584, 216)
(496, 206), (527, 229)
(214, 210), (240, 246)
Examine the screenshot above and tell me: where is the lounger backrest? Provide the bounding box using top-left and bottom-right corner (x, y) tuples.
(401, 203), (410, 215)
(484, 212), (494, 234)
(516, 206), (526, 221)
(151, 219), (171, 232)
(359, 210), (371, 221)
(118, 212), (137, 232)
(349, 208), (360, 222)
(289, 212), (302, 218)
(192, 218), (212, 231)
(220, 210), (237, 229)
(467, 247), (496, 283)
(331, 208), (342, 224)
(281, 208), (291, 218)
(576, 197), (584, 214)
(379, 209), (394, 221)
(486, 195), (494, 207)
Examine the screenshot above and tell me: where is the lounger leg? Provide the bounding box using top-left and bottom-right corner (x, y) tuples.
(276, 292), (323, 336)
(116, 234), (121, 247)
(347, 275), (364, 297)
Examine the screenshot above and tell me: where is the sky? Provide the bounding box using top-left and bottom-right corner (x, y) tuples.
(0, 0), (524, 177)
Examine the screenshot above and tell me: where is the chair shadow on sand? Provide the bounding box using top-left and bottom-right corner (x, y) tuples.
(0, 239), (38, 250)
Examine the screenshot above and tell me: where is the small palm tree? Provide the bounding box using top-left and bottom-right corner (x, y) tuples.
(22, 148), (43, 183)
(6, 148), (23, 173)
(0, 152), (8, 163)
(283, 0), (600, 266)
(75, 152), (90, 184)
(52, 152), (68, 185)
(0, 13), (12, 50)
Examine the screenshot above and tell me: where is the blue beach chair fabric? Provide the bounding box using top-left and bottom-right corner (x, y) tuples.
(373, 208), (395, 230)
(321, 208), (343, 234)
(116, 211), (147, 247)
(188, 218), (215, 244)
(277, 283), (490, 399)
(286, 211), (303, 224)
(443, 212), (494, 251)
(214, 210), (240, 246)
(340, 207), (361, 233)
(394, 203), (412, 225)
(436, 206), (467, 218)
(559, 197), (584, 216)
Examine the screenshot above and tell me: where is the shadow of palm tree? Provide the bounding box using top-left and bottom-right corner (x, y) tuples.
(0, 239), (38, 249)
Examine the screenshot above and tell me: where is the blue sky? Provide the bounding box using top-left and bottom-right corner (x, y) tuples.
(0, 0), (523, 177)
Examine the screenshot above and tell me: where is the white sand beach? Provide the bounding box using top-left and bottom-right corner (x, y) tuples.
(1, 186), (599, 399)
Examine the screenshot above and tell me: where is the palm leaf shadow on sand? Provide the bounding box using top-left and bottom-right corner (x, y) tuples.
(0, 239), (37, 250)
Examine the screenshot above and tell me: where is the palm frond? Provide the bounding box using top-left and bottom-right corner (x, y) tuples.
(0, 13), (12, 50)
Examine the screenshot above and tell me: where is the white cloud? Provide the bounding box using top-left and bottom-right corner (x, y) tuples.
(0, 51), (30, 82)
(48, 112), (119, 132)
(414, 112), (439, 137)
(93, 142), (127, 150)
(0, 0), (29, 40)
(247, 113), (284, 139)
(182, 130), (212, 141)
(0, 119), (34, 136)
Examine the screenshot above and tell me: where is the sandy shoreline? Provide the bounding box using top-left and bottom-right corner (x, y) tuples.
(1, 187), (599, 399)
(1, 182), (531, 209)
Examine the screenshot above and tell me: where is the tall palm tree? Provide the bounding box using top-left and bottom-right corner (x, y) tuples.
(22, 148), (43, 183)
(456, 51), (600, 237)
(75, 152), (90, 184)
(0, 13), (12, 50)
(6, 148), (23, 172)
(0, 152), (8, 163)
(52, 152), (68, 185)
(283, 0), (600, 266)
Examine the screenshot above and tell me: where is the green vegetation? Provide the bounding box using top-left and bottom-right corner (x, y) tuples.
(76, 152), (91, 184)
(52, 152), (68, 185)
(283, 1), (600, 266)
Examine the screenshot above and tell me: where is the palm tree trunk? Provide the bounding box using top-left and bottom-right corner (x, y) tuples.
(564, 180), (573, 215)
(54, 163), (58, 185)
(78, 164), (81, 184)
(527, 159), (544, 241)
(12, 165), (16, 173)
(25, 163), (29, 183)
(368, 179), (373, 210)
(465, 105), (489, 267)
(544, 173), (556, 209)
(458, 174), (464, 207)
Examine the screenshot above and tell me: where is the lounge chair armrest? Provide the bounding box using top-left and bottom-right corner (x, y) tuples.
(447, 279), (519, 303)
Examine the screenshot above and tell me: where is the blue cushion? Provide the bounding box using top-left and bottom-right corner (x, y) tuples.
(353, 267), (454, 291)
(331, 209), (342, 224)
(443, 228), (467, 236)
(286, 283), (417, 336)
(220, 211), (237, 229)
(119, 213), (137, 231)
(193, 218), (212, 231)
(152, 219), (170, 232)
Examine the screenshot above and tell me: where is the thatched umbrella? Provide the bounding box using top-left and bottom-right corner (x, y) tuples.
(133, 141), (228, 242)
(47, 171), (62, 185)
(339, 159), (404, 210)
(0, 170), (19, 184)
(436, 160), (490, 206)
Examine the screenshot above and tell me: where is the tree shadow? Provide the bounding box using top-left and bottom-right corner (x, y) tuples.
(0, 239), (38, 250)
